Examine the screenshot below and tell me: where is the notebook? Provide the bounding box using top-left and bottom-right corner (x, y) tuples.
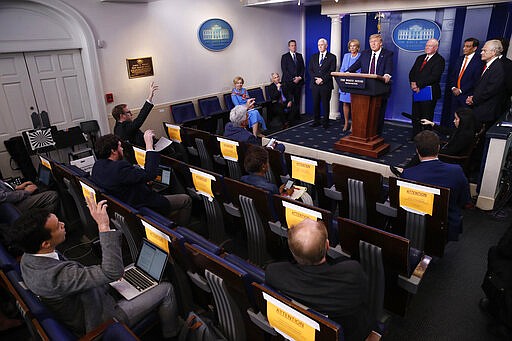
(152, 166), (172, 192)
(412, 86), (433, 102)
(109, 239), (168, 300)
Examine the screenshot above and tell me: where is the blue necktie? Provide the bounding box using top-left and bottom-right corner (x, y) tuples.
(292, 53), (297, 65)
(320, 53), (324, 66)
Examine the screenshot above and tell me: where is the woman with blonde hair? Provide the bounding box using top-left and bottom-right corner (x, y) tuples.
(231, 76), (267, 136)
(339, 39), (361, 132)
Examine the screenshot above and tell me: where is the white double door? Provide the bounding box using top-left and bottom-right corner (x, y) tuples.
(0, 49), (92, 153)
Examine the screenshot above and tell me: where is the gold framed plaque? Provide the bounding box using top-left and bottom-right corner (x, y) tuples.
(126, 57), (154, 79)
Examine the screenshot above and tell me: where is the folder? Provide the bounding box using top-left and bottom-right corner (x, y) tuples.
(413, 86), (433, 102)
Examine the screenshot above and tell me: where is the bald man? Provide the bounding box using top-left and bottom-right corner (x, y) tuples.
(409, 39), (445, 138)
(265, 219), (373, 341)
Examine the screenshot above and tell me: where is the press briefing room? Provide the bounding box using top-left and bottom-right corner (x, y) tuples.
(0, 0), (511, 340)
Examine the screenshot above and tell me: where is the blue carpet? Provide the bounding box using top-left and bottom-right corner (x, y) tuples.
(268, 118), (416, 167)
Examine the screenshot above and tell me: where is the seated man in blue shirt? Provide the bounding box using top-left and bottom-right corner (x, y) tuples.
(402, 130), (470, 241)
(241, 145), (292, 196)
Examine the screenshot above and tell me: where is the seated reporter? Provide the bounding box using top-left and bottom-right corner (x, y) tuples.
(231, 76), (267, 137)
(265, 219), (375, 341)
(0, 180), (59, 214)
(390, 107), (478, 177)
(421, 107), (478, 156)
(91, 131), (191, 226)
(224, 104), (285, 153)
(241, 145), (293, 196)
(10, 197), (180, 338)
(268, 72), (297, 129)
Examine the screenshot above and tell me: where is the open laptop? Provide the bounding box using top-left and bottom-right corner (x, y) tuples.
(151, 165), (172, 193)
(109, 239), (168, 300)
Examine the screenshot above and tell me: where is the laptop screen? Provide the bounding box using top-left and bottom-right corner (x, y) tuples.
(38, 164), (52, 186)
(155, 166), (171, 185)
(136, 239), (168, 281)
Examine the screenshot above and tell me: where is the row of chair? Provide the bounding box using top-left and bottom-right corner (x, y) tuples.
(169, 85), (274, 137)
(113, 147), (435, 319)
(159, 125), (450, 258)
(33, 159), (345, 341)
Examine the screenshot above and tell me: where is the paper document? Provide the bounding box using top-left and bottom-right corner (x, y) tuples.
(290, 185), (307, 200)
(154, 137), (172, 152)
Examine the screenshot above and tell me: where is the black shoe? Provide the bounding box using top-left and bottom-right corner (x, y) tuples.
(389, 166), (402, 178)
(479, 297), (490, 313)
(310, 121), (321, 127)
(323, 120), (330, 129)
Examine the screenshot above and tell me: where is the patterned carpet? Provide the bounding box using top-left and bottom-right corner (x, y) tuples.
(268, 118), (416, 167)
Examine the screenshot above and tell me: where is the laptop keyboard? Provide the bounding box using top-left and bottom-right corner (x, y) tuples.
(124, 268), (154, 291)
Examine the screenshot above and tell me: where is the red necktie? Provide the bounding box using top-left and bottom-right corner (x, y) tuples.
(481, 64), (488, 76)
(369, 53), (376, 74)
(419, 56), (429, 72)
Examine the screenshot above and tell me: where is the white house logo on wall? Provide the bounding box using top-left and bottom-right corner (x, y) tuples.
(198, 19), (233, 51)
(392, 19), (441, 52)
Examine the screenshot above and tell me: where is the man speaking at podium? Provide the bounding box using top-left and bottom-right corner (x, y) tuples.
(347, 34), (393, 135)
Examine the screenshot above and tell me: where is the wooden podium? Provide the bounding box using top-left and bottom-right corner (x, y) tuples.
(332, 72), (390, 158)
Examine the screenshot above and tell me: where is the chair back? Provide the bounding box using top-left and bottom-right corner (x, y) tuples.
(359, 240), (386, 325)
(198, 96), (224, 116)
(224, 93), (235, 110)
(251, 282), (341, 340)
(171, 101), (197, 124)
(332, 163), (384, 227)
(247, 88), (266, 104)
(388, 177), (449, 257)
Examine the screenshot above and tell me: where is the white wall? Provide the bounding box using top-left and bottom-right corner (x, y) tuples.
(61, 0), (303, 111)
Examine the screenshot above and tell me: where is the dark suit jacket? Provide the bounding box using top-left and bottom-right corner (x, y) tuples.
(409, 52), (445, 100)
(268, 82), (292, 105)
(500, 56), (512, 98)
(308, 52), (337, 90)
(91, 151), (170, 213)
(114, 100), (154, 147)
(266, 258), (372, 341)
(347, 48), (393, 76)
(281, 52), (305, 85)
(402, 159), (469, 241)
(472, 58), (505, 122)
(449, 54), (483, 104)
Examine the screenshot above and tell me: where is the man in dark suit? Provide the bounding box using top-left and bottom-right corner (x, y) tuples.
(281, 40), (305, 121)
(268, 72), (297, 128)
(112, 82), (158, 147)
(265, 218), (374, 341)
(308, 38), (337, 129)
(409, 39), (446, 138)
(402, 130), (469, 241)
(347, 33), (393, 134)
(448, 38), (483, 118)
(498, 38), (512, 114)
(91, 132), (191, 226)
(466, 39), (505, 128)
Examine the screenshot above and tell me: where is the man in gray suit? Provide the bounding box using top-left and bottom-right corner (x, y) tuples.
(10, 196), (180, 338)
(0, 179), (58, 213)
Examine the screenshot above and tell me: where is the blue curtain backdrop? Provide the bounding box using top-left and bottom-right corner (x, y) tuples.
(304, 3), (512, 126)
